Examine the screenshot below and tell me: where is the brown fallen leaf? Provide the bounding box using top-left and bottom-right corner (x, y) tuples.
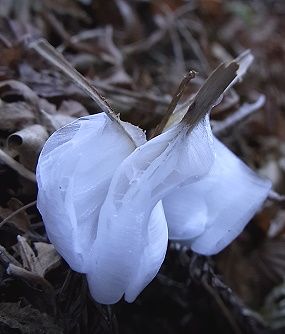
(57, 99), (88, 118)
(16, 235), (61, 277)
(0, 101), (36, 131)
(5, 237), (60, 311)
(7, 124), (49, 171)
(40, 110), (76, 132)
(34, 241), (61, 276)
(0, 80), (40, 111)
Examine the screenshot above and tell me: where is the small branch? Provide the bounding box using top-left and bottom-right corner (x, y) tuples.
(0, 148), (36, 182)
(268, 190), (285, 202)
(29, 39), (117, 121)
(213, 95), (265, 135)
(7, 263), (54, 294)
(201, 277), (243, 334)
(151, 70), (196, 138)
(93, 81), (171, 106)
(0, 200), (37, 229)
(123, 2), (195, 55)
(29, 38), (137, 145)
(0, 245), (21, 267)
(182, 61), (239, 128)
(123, 29), (166, 55)
(177, 20), (209, 73)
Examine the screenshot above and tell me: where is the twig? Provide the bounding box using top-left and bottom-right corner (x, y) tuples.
(0, 148), (36, 182)
(7, 263), (54, 294)
(29, 39), (137, 145)
(43, 12), (71, 45)
(123, 29), (166, 55)
(93, 80), (171, 106)
(182, 61), (239, 127)
(123, 2), (195, 55)
(169, 26), (185, 72)
(161, 4), (186, 73)
(201, 277), (243, 334)
(213, 95), (265, 135)
(0, 245), (21, 267)
(177, 20), (209, 74)
(57, 28), (104, 52)
(29, 39), (116, 121)
(151, 70), (196, 138)
(0, 200), (37, 229)
(268, 190), (285, 202)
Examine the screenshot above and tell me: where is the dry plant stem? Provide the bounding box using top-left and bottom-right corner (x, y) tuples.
(268, 190), (285, 202)
(123, 29), (165, 55)
(7, 263), (54, 294)
(43, 12), (95, 55)
(0, 245), (21, 267)
(213, 95), (266, 135)
(123, 2), (195, 55)
(57, 28), (103, 52)
(93, 80), (171, 106)
(0, 148), (36, 182)
(201, 277), (243, 334)
(182, 62), (239, 128)
(0, 200), (37, 229)
(177, 20), (209, 73)
(30, 39), (136, 145)
(43, 12), (71, 46)
(151, 70), (196, 138)
(161, 4), (186, 72)
(29, 39), (115, 119)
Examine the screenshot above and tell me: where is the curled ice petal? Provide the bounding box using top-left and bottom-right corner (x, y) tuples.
(164, 138), (271, 255)
(87, 116), (215, 304)
(124, 201), (168, 303)
(164, 190), (207, 240)
(36, 113), (145, 272)
(87, 201), (168, 304)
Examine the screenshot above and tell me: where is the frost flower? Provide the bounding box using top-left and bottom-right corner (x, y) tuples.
(36, 113), (146, 272)
(37, 109), (215, 303)
(36, 56), (271, 304)
(164, 137), (271, 255)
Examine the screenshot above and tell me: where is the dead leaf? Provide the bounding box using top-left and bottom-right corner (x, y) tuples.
(34, 242), (61, 276)
(15, 236), (61, 278)
(0, 80), (40, 109)
(0, 101), (36, 131)
(40, 110), (76, 131)
(7, 124), (49, 171)
(17, 235), (44, 276)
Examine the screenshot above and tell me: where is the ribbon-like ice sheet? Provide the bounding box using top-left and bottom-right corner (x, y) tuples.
(163, 138), (272, 255)
(87, 116), (215, 304)
(35, 41), (266, 305)
(36, 113), (146, 272)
